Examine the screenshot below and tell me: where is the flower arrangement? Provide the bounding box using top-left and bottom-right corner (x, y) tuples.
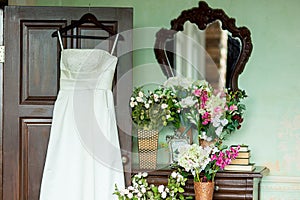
(163, 77), (247, 141)
(113, 171), (192, 200)
(130, 87), (181, 130)
(177, 143), (240, 182)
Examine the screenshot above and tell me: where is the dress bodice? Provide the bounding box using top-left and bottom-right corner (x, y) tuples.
(59, 49), (117, 90)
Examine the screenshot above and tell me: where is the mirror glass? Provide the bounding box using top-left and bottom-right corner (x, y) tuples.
(165, 20), (241, 90)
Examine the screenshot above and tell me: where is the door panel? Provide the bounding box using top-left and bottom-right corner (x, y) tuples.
(3, 6), (132, 200)
(21, 21), (63, 104)
(21, 119), (52, 200)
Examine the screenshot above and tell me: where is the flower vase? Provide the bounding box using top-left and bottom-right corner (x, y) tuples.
(194, 181), (214, 200)
(137, 129), (159, 169)
(199, 139), (217, 148)
(178, 126), (192, 143)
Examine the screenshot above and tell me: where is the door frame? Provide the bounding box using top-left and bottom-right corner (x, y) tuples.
(0, 8), (3, 200)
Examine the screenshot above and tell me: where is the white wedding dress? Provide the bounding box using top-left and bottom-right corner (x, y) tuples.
(39, 33), (124, 200)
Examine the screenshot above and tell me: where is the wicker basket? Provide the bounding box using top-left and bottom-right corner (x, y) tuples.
(137, 129), (159, 169)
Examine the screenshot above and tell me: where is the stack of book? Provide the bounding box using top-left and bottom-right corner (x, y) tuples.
(224, 145), (256, 171)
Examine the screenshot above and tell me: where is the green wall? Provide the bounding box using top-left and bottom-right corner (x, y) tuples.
(9, 0), (300, 198)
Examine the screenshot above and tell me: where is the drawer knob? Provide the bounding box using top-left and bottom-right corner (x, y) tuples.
(215, 185), (219, 191)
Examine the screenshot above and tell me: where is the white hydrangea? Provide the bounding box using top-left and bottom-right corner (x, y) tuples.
(128, 186), (134, 191)
(120, 188), (129, 195)
(163, 76), (193, 90)
(211, 115), (228, 136)
(127, 192), (133, 199)
(153, 94), (159, 102)
(136, 96), (143, 103)
(171, 171), (177, 179)
(179, 96), (197, 108)
(141, 187), (146, 194)
(177, 144), (212, 174)
(161, 191), (167, 199)
(142, 172), (148, 177)
(158, 185), (164, 193)
(161, 103), (168, 109)
(130, 101), (136, 108)
(138, 91), (144, 97)
(137, 192), (142, 198)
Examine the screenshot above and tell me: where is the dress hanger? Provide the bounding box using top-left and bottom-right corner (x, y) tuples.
(52, 13), (124, 40)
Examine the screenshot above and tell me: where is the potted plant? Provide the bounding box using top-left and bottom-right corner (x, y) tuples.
(130, 87), (181, 169)
(177, 143), (240, 200)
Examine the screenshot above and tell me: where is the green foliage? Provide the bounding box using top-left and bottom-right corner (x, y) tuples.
(130, 87), (181, 130)
(114, 171), (192, 199)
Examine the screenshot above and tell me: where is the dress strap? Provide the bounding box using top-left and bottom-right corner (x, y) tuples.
(57, 30), (64, 50)
(110, 34), (119, 55)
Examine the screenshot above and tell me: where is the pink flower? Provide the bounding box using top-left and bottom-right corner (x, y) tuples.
(229, 145), (240, 159)
(211, 145), (241, 170)
(202, 119), (209, 125)
(229, 105), (238, 111)
(200, 101), (206, 109)
(214, 106), (222, 114)
(201, 112), (211, 125)
(211, 154), (217, 160)
(193, 89), (202, 97)
(200, 91), (209, 109)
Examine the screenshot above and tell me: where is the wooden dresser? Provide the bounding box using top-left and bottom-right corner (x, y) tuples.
(132, 166), (269, 200)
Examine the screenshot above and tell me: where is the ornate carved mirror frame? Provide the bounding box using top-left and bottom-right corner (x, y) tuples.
(154, 1), (253, 91)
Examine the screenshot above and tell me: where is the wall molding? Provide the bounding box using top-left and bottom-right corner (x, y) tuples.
(261, 176), (300, 194)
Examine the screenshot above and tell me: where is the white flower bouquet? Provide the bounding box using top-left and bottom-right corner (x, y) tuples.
(130, 87), (181, 130)
(177, 143), (240, 182)
(114, 171), (192, 200)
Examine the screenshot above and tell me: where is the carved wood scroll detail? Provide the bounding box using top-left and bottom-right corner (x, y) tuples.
(154, 1), (253, 91)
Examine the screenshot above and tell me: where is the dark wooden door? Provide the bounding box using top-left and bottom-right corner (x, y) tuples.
(2, 6), (132, 200)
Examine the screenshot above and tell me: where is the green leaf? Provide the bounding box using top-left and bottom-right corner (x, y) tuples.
(239, 104), (246, 110)
(178, 187), (184, 193)
(152, 186), (158, 193)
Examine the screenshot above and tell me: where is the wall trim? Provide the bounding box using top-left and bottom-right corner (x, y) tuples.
(261, 176), (300, 191)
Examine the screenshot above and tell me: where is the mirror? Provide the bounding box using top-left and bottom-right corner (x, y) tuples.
(154, 1), (252, 91)
(167, 20), (242, 90)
